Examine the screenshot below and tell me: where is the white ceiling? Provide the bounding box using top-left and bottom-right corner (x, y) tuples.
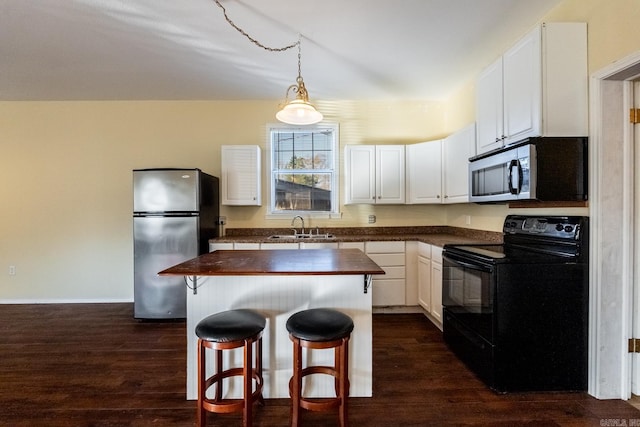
(0, 0), (563, 102)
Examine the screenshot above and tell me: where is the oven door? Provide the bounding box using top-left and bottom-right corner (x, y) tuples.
(442, 252), (495, 343)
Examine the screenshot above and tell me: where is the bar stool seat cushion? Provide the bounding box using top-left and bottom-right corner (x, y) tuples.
(196, 309), (266, 343)
(286, 308), (354, 342)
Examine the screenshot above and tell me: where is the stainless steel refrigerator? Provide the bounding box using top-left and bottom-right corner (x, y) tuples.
(133, 168), (219, 319)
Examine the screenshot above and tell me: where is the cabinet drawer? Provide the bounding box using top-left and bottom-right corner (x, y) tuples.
(339, 242), (365, 251)
(300, 242), (339, 249)
(260, 243), (299, 250)
(366, 241), (405, 253)
(372, 279), (405, 306)
(378, 265), (405, 279)
(234, 242), (260, 250)
(431, 246), (443, 263)
(209, 243), (234, 251)
(367, 253), (405, 267)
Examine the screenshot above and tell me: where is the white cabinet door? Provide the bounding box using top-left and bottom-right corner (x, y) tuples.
(430, 259), (443, 324)
(443, 123), (476, 204)
(344, 145), (405, 204)
(406, 140), (442, 204)
(430, 246), (443, 325)
(404, 241), (419, 306)
(376, 145), (405, 204)
(221, 145), (261, 206)
(344, 145), (376, 204)
(476, 23), (587, 154)
(417, 255), (432, 312)
(476, 57), (504, 154)
(503, 25), (542, 145)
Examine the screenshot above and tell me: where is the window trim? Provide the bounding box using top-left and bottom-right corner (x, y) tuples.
(265, 123), (341, 219)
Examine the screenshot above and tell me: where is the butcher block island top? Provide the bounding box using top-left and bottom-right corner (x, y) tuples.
(159, 248), (385, 276)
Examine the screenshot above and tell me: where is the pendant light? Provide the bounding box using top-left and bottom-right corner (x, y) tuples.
(275, 38), (323, 125)
(214, 0), (323, 125)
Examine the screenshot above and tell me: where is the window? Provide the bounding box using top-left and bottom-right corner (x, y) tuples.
(268, 124), (339, 216)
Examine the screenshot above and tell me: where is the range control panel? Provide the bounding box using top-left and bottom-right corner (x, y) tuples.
(503, 215), (585, 240)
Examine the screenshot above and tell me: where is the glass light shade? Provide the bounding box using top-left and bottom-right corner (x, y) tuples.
(276, 99), (323, 125)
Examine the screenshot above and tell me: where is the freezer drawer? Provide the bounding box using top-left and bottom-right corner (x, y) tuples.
(133, 216), (198, 319)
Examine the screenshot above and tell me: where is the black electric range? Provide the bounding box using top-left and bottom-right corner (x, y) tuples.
(441, 215), (589, 393)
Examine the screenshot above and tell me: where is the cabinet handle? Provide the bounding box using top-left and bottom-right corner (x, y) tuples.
(437, 195), (440, 198)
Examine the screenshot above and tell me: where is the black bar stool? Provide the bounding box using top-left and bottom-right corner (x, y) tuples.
(286, 308), (354, 427)
(195, 309), (266, 427)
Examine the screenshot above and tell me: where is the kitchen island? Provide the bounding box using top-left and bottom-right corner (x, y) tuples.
(159, 248), (384, 400)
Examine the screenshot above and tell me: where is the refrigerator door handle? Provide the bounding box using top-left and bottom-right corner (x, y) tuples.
(133, 212), (199, 217)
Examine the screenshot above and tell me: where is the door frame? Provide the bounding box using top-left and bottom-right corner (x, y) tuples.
(589, 50), (640, 399)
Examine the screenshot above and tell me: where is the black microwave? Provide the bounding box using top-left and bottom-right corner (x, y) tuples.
(468, 137), (588, 203)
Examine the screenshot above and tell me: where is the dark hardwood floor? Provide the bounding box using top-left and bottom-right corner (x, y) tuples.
(1, 303), (638, 426)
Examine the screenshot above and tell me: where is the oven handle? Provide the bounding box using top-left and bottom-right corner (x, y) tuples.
(443, 254), (493, 273)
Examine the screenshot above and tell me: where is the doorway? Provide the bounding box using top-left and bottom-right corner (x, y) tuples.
(590, 51), (640, 400)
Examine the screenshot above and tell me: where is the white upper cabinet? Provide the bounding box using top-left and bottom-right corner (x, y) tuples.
(476, 58), (504, 154)
(476, 22), (587, 154)
(221, 145), (261, 206)
(345, 145), (405, 204)
(443, 123), (476, 204)
(406, 140), (442, 204)
(406, 123), (476, 205)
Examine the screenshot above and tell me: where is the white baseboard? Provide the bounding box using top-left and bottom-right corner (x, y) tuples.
(0, 298), (132, 304)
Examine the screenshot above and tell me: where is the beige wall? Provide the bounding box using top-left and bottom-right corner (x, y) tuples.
(1, 0), (638, 301)
(0, 100), (449, 301)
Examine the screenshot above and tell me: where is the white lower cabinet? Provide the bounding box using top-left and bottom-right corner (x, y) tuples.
(417, 242), (443, 329)
(430, 246), (443, 324)
(417, 243), (432, 311)
(365, 241), (406, 306)
(338, 242), (365, 251)
(299, 242), (339, 249)
(209, 242), (234, 251)
(260, 242), (299, 250)
(210, 239), (415, 309)
(233, 242), (260, 250)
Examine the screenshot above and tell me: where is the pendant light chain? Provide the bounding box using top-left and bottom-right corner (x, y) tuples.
(213, 0), (323, 125)
(213, 0), (299, 52)
(297, 35), (302, 80)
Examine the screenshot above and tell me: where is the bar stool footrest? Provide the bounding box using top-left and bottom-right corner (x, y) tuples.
(203, 368), (264, 414)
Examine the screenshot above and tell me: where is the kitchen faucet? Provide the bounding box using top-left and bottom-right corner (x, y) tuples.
(291, 215), (305, 235)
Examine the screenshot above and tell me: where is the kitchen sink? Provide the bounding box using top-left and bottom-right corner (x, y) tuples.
(268, 233), (335, 240)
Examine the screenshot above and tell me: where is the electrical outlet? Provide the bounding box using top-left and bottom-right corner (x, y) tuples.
(368, 215), (376, 224)
(8, 265), (16, 276)
(218, 216), (227, 225)
(465, 215), (471, 225)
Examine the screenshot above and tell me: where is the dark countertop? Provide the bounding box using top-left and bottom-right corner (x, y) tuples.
(159, 249), (386, 276)
(211, 226), (503, 247)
